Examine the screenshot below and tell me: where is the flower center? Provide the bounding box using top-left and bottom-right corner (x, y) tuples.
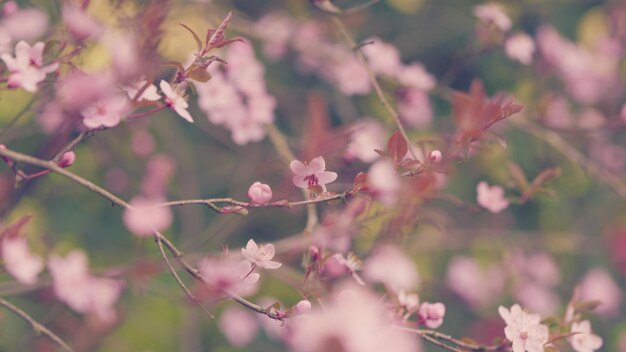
(519, 331), (529, 341)
(304, 174), (319, 187)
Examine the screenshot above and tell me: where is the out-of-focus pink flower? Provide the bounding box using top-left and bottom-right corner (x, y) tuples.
(219, 307), (258, 347)
(159, 80), (193, 123)
(1, 236), (43, 284)
(577, 268), (622, 317)
(474, 3), (512, 31)
(498, 304), (549, 352)
(81, 93), (129, 129)
(331, 55), (371, 95)
(0, 27), (11, 53)
(396, 63), (436, 91)
(364, 245), (419, 291)
(56, 71), (115, 110)
(241, 239), (281, 269)
(515, 282), (560, 317)
(397, 88), (433, 128)
(140, 155), (176, 196)
(476, 181), (509, 213)
(62, 5), (102, 41)
(361, 37), (402, 77)
(569, 320), (602, 352)
(199, 256), (259, 297)
(367, 159), (400, 206)
(345, 119), (386, 163)
(254, 12), (294, 61)
(2, 1), (18, 16)
(1, 41), (58, 92)
(48, 250), (123, 322)
(418, 302), (445, 329)
(505, 33), (535, 65)
(446, 256), (505, 309)
(543, 96), (573, 129)
(131, 130), (156, 157)
(578, 108), (605, 130)
(247, 182), (272, 204)
(122, 196), (173, 237)
(105, 32), (139, 79)
(294, 299), (312, 315)
(57, 151), (76, 168)
(290, 156), (337, 191)
(1, 8), (48, 41)
(428, 150), (442, 163)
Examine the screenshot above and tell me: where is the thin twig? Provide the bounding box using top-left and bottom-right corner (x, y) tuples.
(0, 297), (74, 352)
(53, 130), (90, 162)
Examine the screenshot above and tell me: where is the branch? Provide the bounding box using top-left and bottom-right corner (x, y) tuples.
(394, 326), (506, 351)
(0, 297), (74, 352)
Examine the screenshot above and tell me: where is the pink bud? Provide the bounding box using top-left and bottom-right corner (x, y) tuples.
(294, 300), (312, 315)
(308, 246), (320, 261)
(57, 151), (76, 168)
(428, 150), (442, 163)
(419, 302), (446, 329)
(247, 181), (272, 204)
(2, 1), (18, 16)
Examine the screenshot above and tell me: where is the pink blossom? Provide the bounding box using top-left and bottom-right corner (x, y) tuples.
(62, 5), (102, 41)
(476, 181), (509, 213)
(396, 63), (436, 91)
(288, 285), (419, 352)
(446, 256), (505, 308)
(364, 245), (419, 291)
(219, 307), (258, 347)
(294, 299), (312, 315)
(81, 93), (129, 129)
(254, 12), (294, 61)
(332, 253), (365, 286)
(498, 304), (549, 352)
(140, 155), (176, 196)
(131, 130), (156, 157)
(247, 182), (272, 204)
(159, 80), (193, 123)
(428, 150), (442, 163)
(367, 159), (401, 206)
(543, 96), (573, 129)
(1, 8), (48, 42)
(122, 196), (173, 237)
(1, 41), (58, 92)
(1, 236), (43, 284)
(56, 71), (116, 110)
(241, 239), (281, 269)
(123, 80), (161, 102)
(290, 156), (337, 191)
(331, 55), (371, 95)
(199, 256), (259, 297)
(345, 119), (386, 163)
(397, 290), (420, 313)
(397, 88), (433, 128)
(569, 320), (602, 352)
(57, 151), (75, 168)
(104, 31), (139, 78)
(515, 282), (560, 317)
(474, 3), (512, 31)
(505, 33), (535, 65)
(0, 27), (11, 53)
(577, 268), (622, 317)
(48, 250), (122, 322)
(2, 1), (18, 16)
(418, 302), (445, 329)
(361, 37), (403, 77)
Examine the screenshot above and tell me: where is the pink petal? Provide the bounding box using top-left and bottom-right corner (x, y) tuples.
(316, 171), (337, 185)
(290, 160), (308, 176)
(292, 176), (308, 189)
(159, 80), (173, 98)
(308, 156), (326, 173)
(173, 105), (194, 123)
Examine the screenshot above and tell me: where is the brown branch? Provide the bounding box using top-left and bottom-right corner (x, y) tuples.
(394, 326), (506, 352)
(0, 297), (74, 352)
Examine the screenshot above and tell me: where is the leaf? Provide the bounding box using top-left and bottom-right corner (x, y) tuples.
(0, 215), (32, 240)
(179, 23), (203, 52)
(387, 131), (408, 165)
(531, 167), (561, 188)
(508, 162), (530, 191)
(206, 11), (233, 48)
(187, 66), (212, 82)
(353, 172), (368, 191)
(574, 300), (602, 313)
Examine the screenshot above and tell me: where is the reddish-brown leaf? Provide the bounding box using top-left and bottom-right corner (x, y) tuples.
(387, 131), (408, 164)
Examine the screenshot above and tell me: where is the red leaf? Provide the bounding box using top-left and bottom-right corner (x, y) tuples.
(353, 172), (368, 191)
(387, 131), (408, 164)
(206, 12), (233, 48)
(0, 215), (32, 240)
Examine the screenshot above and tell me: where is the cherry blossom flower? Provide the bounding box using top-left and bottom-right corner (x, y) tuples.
(505, 33), (535, 65)
(396, 63), (436, 91)
(160, 80), (193, 123)
(332, 253), (365, 286)
(476, 181), (509, 213)
(361, 37), (402, 77)
(1, 8), (49, 42)
(294, 299), (312, 315)
(247, 182), (272, 204)
(122, 196), (173, 237)
(48, 250), (123, 322)
(62, 4), (102, 41)
(474, 3), (512, 31)
(290, 156), (337, 191)
(368, 159), (401, 206)
(199, 256), (259, 297)
(364, 245), (419, 291)
(397, 88), (433, 128)
(330, 55), (371, 95)
(123, 80), (161, 102)
(569, 321), (602, 352)
(81, 94), (130, 129)
(397, 290), (420, 313)
(1, 236), (44, 285)
(1, 41), (58, 92)
(418, 302), (446, 329)
(498, 304), (549, 352)
(241, 239), (281, 269)
(219, 307), (258, 347)
(345, 119), (386, 163)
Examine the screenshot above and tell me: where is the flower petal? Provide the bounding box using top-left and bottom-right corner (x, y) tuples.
(308, 156), (326, 173)
(316, 171), (337, 185)
(290, 160), (308, 176)
(293, 176), (308, 189)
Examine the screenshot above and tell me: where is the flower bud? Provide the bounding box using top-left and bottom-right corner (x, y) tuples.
(247, 181), (272, 204)
(57, 151), (76, 168)
(294, 300), (312, 315)
(308, 246), (320, 261)
(428, 150), (442, 163)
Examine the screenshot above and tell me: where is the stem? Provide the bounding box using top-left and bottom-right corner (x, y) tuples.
(127, 105), (168, 119)
(0, 297), (74, 352)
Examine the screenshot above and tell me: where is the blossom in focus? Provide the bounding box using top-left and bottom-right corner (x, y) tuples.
(219, 307), (258, 347)
(241, 239), (281, 269)
(122, 196), (173, 237)
(290, 156), (337, 191)
(367, 159), (401, 206)
(418, 302), (446, 329)
(1, 41), (58, 92)
(160, 80), (193, 123)
(247, 182), (272, 204)
(474, 3), (512, 31)
(476, 181), (509, 213)
(364, 245), (419, 291)
(569, 320), (603, 352)
(505, 33), (535, 65)
(498, 304), (549, 352)
(81, 94), (130, 129)
(1, 236), (44, 284)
